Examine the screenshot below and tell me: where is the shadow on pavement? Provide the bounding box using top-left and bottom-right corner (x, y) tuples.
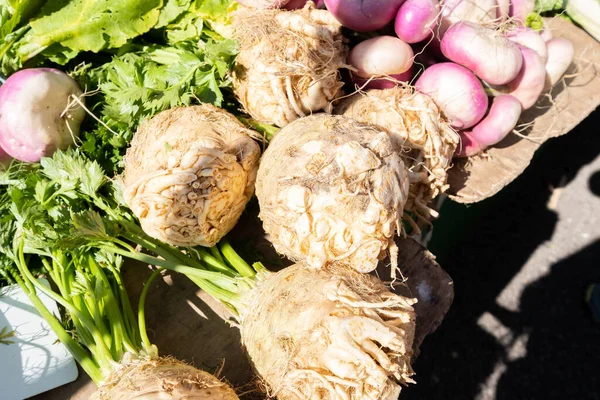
(495, 239), (600, 399)
(403, 109), (600, 400)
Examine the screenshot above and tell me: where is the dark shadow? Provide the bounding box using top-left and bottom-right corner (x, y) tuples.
(495, 239), (600, 399)
(404, 109), (600, 400)
(589, 170), (600, 197)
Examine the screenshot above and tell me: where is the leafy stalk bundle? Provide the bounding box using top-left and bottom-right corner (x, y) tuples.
(0, 152), (240, 398)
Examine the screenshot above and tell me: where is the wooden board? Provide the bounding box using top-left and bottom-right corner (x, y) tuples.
(38, 209), (453, 399)
(447, 18), (600, 203)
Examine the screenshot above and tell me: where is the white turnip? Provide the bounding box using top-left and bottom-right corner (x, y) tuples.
(232, 5), (347, 127)
(415, 62), (489, 129)
(335, 87), (459, 224)
(324, 0), (405, 32)
(348, 36), (414, 89)
(0, 68), (85, 163)
(441, 22), (523, 85)
(122, 105), (261, 248)
(544, 38), (575, 91)
(255, 114), (409, 276)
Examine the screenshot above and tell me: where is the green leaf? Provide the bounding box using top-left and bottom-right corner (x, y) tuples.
(21, 0), (164, 58)
(72, 211), (111, 241)
(156, 0), (193, 28)
(0, 0), (46, 38)
(194, 0), (231, 21)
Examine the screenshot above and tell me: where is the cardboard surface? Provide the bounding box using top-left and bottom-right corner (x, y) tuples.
(447, 18), (600, 203)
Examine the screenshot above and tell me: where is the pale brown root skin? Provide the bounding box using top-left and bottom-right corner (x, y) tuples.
(93, 357), (239, 400)
(335, 87), (459, 226)
(122, 105), (261, 247)
(239, 264), (417, 400)
(232, 4), (348, 127)
(255, 114), (409, 276)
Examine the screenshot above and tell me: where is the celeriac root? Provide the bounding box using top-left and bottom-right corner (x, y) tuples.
(239, 263), (417, 400)
(335, 87), (459, 227)
(232, 3), (348, 127)
(255, 114), (409, 277)
(122, 105), (261, 247)
(93, 356), (239, 399)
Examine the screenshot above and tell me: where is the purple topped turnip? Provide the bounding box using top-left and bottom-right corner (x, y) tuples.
(0, 68), (85, 163)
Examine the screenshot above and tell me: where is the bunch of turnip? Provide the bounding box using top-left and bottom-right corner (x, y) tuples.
(285, 0), (573, 158)
(231, 3), (348, 127)
(254, 114), (409, 277)
(335, 87), (459, 226)
(427, 20), (574, 157)
(122, 104), (261, 247)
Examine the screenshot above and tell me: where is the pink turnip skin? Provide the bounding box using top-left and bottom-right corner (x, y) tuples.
(415, 62), (488, 129)
(454, 94), (521, 157)
(544, 38), (575, 91)
(509, 0), (535, 24)
(441, 21), (523, 85)
(507, 26), (548, 63)
(506, 46), (546, 109)
(0, 68), (85, 163)
(394, 0), (439, 43)
(324, 0), (405, 32)
(455, 130), (483, 157)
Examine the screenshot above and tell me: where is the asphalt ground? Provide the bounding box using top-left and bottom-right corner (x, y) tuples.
(403, 109), (600, 400)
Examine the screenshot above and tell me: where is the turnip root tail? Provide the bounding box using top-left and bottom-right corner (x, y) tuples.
(255, 114), (409, 277)
(240, 264), (417, 400)
(94, 356), (239, 399)
(232, 3), (348, 127)
(122, 105), (261, 247)
(336, 87), (459, 227)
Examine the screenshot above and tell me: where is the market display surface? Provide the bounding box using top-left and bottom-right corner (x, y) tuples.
(0, 0), (597, 399)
